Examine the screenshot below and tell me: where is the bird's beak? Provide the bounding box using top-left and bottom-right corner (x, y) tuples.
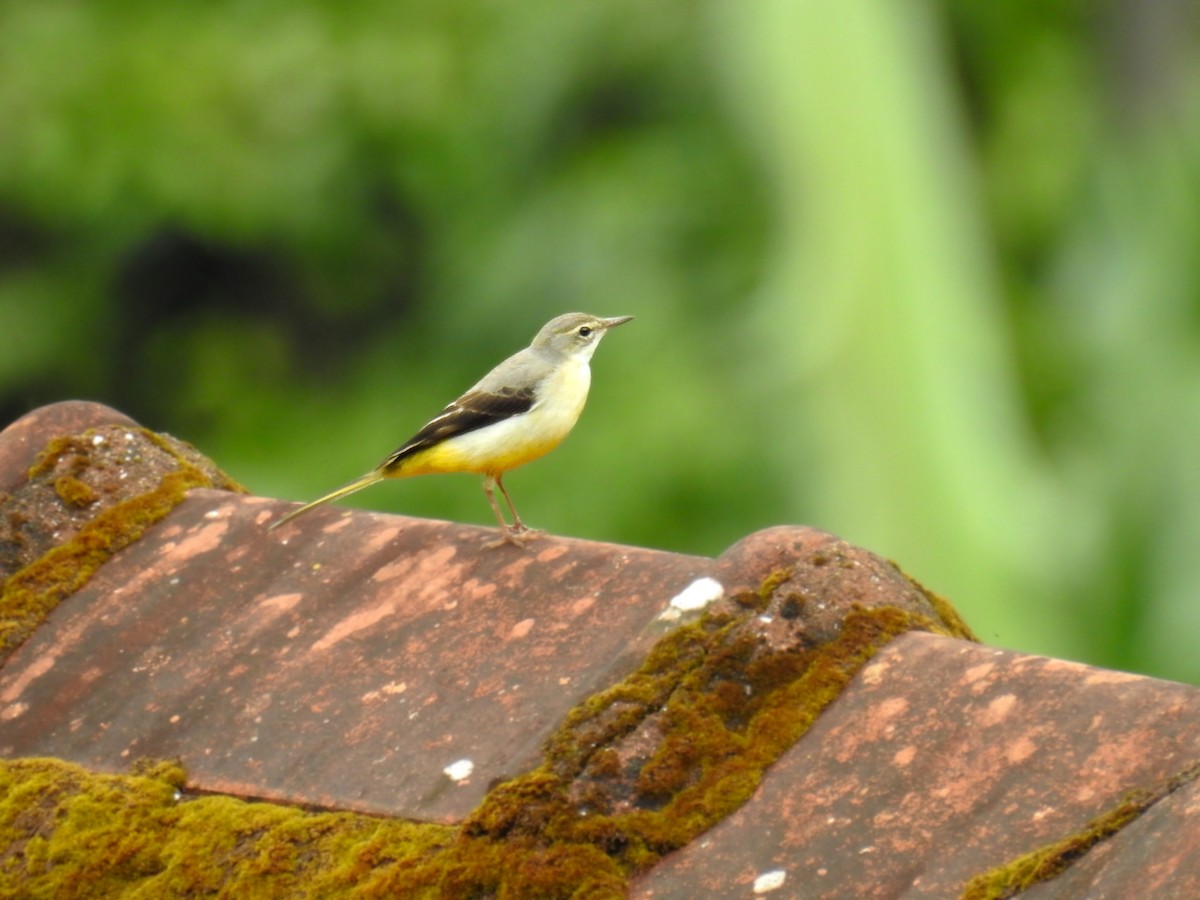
(601, 316), (634, 329)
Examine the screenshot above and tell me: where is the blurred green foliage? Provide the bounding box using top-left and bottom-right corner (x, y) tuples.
(2, 1), (1199, 683)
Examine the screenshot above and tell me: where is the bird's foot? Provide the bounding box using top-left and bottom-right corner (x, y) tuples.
(484, 525), (544, 550)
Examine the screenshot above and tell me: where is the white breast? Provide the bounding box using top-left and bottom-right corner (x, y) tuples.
(438, 357), (592, 474)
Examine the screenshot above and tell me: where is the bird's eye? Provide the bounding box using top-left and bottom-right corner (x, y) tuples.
(578, 326), (592, 337)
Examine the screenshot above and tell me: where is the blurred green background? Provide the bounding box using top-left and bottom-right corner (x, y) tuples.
(2, 1), (1199, 683)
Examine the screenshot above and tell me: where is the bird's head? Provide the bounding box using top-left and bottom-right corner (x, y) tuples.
(534, 312), (634, 361)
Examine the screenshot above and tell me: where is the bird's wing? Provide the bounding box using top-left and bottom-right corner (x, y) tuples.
(380, 384), (537, 472)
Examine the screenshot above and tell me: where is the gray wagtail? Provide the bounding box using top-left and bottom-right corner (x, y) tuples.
(268, 312), (633, 545)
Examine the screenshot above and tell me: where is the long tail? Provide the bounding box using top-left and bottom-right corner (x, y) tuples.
(267, 471), (386, 531)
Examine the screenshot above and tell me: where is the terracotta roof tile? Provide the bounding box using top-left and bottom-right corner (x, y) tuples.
(630, 632), (1200, 898)
(2, 401), (1198, 898)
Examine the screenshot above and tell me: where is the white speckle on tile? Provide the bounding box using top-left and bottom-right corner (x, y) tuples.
(443, 759), (474, 782)
(753, 869), (787, 893)
(667, 577), (724, 613)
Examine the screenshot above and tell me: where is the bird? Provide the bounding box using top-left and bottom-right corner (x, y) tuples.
(268, 312), (633, 546)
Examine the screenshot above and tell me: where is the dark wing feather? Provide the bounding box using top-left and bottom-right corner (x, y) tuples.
(380, 386), (536, 472)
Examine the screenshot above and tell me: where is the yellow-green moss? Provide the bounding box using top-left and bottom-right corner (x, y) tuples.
(1, 427), (233, 660)
(960, 759), (1200, 900)
(26, 433), (84, 480)
(0, 757), (457, 900)
(138, 427), (248, 494)
(54, 475), (99, 508)
(1, 563), (975, 896)
(463, 601), (956, 884)
(27, 426), (246, 494)
(732, 566), (791, 612)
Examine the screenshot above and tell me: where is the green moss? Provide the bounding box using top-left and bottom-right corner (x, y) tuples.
(0, 756), (637, 900)
(54, 475), (99, 508)
(1, 564), (973, 896)
(0, 426), (242, 662)
(961, 759), (1200, 900)
(756, 567), (793, 598)
(138, 428), (247, 494)
(588, 749), (622, 780)
(463, 599), (954, 884)
(732, 566), (791, 611)
(1, 467), (212, 659)
(128, 757), (188, 787)
(0, 757), (456, 900)
(26, 434), (83, 480)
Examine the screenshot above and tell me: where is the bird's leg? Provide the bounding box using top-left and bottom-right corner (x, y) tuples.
(482, 474), (542, 548)
(496, 474), (536, 535)
(482, 475), (512, 529)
